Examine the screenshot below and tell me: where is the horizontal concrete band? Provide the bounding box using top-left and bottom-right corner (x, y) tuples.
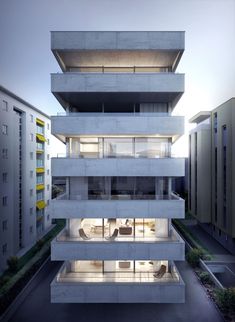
(51, 73), (184, 93)
(51, 31), (185, 51)
(50, 199), (185, 219)
(51, 115), (184, 137)
(51, 157), (185, 177)
(51, 239), (185, 261)
(51, 281), (185, 303)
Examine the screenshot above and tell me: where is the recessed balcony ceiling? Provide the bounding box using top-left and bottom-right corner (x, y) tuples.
(55, 50), (182, 71)
(54, 91), (183, 108)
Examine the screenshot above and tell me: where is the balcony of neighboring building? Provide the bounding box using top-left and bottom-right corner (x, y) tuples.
(51, 259), (185, 303)
(36, 156), (45, 173)
(51, 218), (185, 261)
(51, 112), (184, 142)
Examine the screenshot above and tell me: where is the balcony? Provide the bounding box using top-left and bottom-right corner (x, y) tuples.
(51, 114), (184, 141)
(51, 261), (185, 303)
(51, 72), (184, 108)
(51, 227), (185, 261)
(50, 193), (184, 219)
(51, 157), (185, 177)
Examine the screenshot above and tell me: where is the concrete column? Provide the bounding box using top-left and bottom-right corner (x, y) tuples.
(70, 260), (76, 272)
(155, 219), (169, 238)
(155, 177), (163, 199)
(68, 218), (81, 237)
(70, 177), (88, 199)
(168, 178), (172, 197)
(104, 177), (111, 198)
(66, 137), (70, 156)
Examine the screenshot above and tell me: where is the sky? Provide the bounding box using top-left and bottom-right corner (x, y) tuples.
(0, 0), (235, 156)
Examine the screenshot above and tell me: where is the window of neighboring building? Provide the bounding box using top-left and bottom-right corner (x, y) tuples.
(2, 100), (8, 111)
(30, 189), (33, 196)
(30, 170), (33, 178)
(47, 169), (49, 175)
(222, 125), (227, 228)
(36, 191), (44, 201)
(47, 214), (50, 221)
(47, 154), (50, 160)
(30, 114), (33, 122)
(2, 243), (7, 255)
(30, 152), (33, 160)
(47, 184), (50, 191)
(2, 196), (8, 206)
(2, 149), (8, 159)
(194, 132), (197, 214)
(47, 123), (50, 130)
(47, 199), (50, 206)
(47, 139), (50, 145)
(2, 124), (8, 135)
(30, 207), (33, 215)
(2, 220), (7, 231)
(2, 172), (7, 183)
(30, 133), (33, 141)
(29, 226), (33, 233)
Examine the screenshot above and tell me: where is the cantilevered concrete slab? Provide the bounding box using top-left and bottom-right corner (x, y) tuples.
(51, 72), (184, 109)
(51, 115), (184, 142)
(189, 111), (211, 124)
(51, 31), (185, 72)
(50, 196), (185, 219)
(51, 157), (185, 177)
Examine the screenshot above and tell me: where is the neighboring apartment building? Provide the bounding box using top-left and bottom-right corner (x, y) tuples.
(0, 85), (51, 272)
(50, 31), (185, 303)
(189, 98), (235, 253)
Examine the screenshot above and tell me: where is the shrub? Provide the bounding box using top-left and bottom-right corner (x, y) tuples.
(7, 256), (19, 273)
(36, 239), (44, 250)
(215, 288), (235, 314)
(199, 271), (212, 285)
(186, 248), (204, 268)
(0, 276), (10, 288)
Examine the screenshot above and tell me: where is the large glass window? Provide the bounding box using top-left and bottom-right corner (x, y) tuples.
(86, 176), (169, 200)
(104, 138), (133, 158)
(135, 138), (170, 158)
(75, 218), (168, 240)
(69, 137), (171, 158)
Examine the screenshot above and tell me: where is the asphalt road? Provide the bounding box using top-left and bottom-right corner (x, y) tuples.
(2, 259), (224, 322)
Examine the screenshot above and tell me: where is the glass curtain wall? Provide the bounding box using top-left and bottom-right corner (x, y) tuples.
(80, 218), (164, 239)
(69, 137), (171, 159)
(87, 176), (169, 200)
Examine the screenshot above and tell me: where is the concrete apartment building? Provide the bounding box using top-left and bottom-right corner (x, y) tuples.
(50, 31), (186, 303)
(189, 98), (235, 253)
(0, 86), (51, 272)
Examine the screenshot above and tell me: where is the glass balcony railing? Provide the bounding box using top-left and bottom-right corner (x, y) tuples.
(57, 193), (180, 201)
(56, 112), (171, 117)
(66, 66), (172, 73)
(56, 261), (180, 284)
(56, 153), (172, 159)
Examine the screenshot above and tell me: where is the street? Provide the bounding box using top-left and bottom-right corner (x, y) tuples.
(0, 258), (224, 322)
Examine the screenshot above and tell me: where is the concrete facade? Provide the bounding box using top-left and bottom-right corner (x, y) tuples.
(189, 98), (235, 254)
(51, 115), (184, 142)
(50, 195), (185, 219)
(52, 157), (185, 177)
(0, 85), (51, 272)
(50, 31), (185, 303)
